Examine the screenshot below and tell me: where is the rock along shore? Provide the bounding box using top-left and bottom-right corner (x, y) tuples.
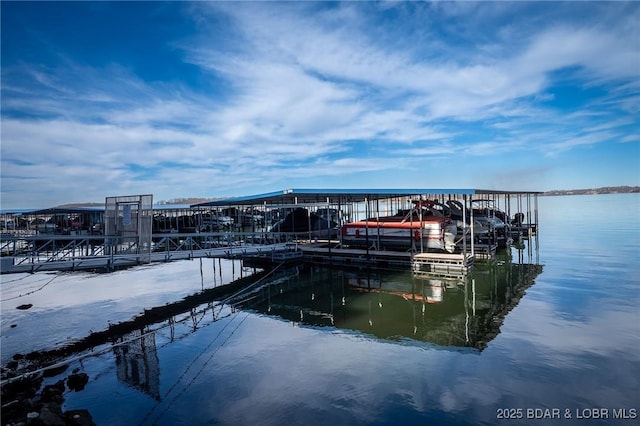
(2, 359), (95, 425)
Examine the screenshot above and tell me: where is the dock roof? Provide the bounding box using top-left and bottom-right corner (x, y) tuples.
(1, 204), (196, 216)
(191, 188), (542, 207)
(11, 206), (104, 216)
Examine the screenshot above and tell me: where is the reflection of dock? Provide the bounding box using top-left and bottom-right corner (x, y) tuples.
(9, 269), (272, 367)
(236, 257), (543, 351)
(115, 330), (160, 400)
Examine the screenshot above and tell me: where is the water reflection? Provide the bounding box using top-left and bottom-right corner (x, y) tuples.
(49, 250), (543, 423)
(114, 329), (160, 400)
(74, 254), (543, 413)
(237, 253), (542, 351)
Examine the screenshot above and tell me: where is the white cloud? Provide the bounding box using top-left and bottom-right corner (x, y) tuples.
(1, 2), (638, 207)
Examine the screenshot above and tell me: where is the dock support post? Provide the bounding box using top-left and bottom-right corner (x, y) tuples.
(364, 197), (370, 260)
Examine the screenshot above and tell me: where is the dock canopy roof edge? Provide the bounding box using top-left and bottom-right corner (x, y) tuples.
(23, 206), (105, 215)
(191, 188), (542, 207)
(2, 204), (196, 216)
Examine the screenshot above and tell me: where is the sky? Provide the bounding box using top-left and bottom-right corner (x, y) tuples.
(1, 1), (639, 209)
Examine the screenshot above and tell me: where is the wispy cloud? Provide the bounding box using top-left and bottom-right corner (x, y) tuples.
(1, 1), (638, 207)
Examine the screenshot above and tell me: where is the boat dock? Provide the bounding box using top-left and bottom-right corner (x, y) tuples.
(1, 188), (540, 275)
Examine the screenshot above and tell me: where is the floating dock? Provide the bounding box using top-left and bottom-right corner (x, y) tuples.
(1, 188), (540, 275)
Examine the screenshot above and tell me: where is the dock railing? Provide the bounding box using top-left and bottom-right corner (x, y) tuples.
(0, 230), (301, 273)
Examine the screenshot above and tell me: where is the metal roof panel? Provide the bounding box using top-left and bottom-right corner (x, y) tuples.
(191, 188), (541, 207)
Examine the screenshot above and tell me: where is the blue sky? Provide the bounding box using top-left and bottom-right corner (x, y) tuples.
(1, 1), (639, 208)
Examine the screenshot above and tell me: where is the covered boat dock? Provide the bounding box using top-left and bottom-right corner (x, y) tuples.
(1, 188), (540, 275)
(193, 188), (541, 277)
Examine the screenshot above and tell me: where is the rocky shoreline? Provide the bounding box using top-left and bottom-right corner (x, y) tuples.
(1, 357), (94, 425)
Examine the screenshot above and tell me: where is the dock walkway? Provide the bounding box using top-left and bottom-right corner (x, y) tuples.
(1, 243), (292, 274)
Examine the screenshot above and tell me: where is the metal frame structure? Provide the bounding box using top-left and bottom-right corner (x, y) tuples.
(105, 194), (153, 263)
(193, 187), (540, 241)
(1, 188), (540, 274)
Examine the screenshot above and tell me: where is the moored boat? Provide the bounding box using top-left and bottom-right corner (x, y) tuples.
(470, 199), (512, 247)
(269, 207), (339, 238)
(341, 200), (457, 252)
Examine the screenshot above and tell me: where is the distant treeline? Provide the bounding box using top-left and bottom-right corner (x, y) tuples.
(543, 186), (639, 196)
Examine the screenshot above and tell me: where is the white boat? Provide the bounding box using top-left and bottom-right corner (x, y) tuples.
(341, 201), (457, 252)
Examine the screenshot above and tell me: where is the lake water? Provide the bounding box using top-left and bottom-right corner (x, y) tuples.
(1, 194), (638, 425)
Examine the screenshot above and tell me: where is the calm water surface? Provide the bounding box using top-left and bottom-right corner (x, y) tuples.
(1, 194), (638, 425)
